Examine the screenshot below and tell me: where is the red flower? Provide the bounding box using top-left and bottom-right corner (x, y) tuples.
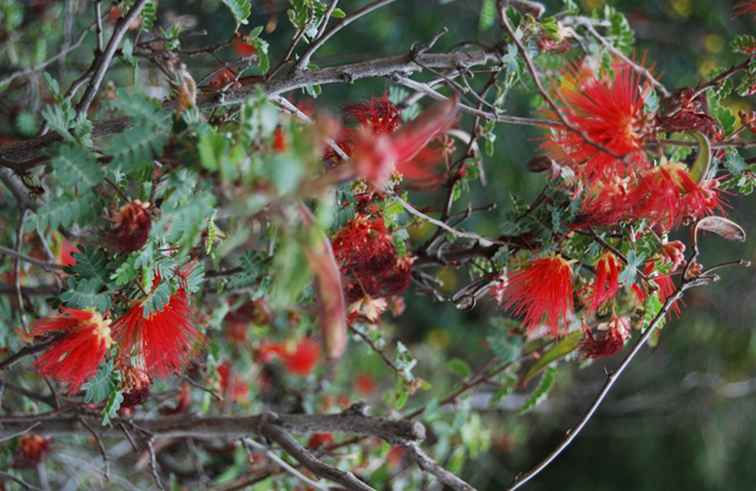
(218, 361), (250, 403)
(734, 1), (756, 16)
(350, 96), (458, 188)
(661, 240), (686, 272)
(355, 373), (377, 396)
(272, 126), (287, 153)
(502, 256), (574, 335)
(120, 364), (152, 409)
(30, 308), (112, 393)
(331, 214), (413, 303)
(58, 238), (79, 267)
(232, 33), (257, 57)
(13, 434), (52, 468)
(543, 61), (652, 184)
(112, 284), (200, 378)
(581, 316), (631, 359)
(344, 96), (402, 134)
(209, 67), (238, 90)
(259, 338), (321, 376)
(109, 200), (151, 252)
(627, 163), (721, 230)
(575, 178), (631, 227)
(307, 433), (334, 449)
(633, 261), (681, 317)
(590, 252), (621, 312)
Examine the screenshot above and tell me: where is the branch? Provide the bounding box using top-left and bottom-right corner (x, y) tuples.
(0, 413), (426, 442)
(507, 277), (712, 490)
(75, 0), (150, 118)
(1, 50), (498, 169)
(295, 0), (398, 71)
(497, 1), (621, 159)
(0, 26), (91, 88)
(257, 416), (376, 491)
(405, 442), (477, 491)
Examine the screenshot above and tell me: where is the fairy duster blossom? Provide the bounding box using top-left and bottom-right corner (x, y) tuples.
(112, 283), (200, 377)
(331, 214), (412, 303)
(627, 162), (721, 230)
(543, 61), (652, 184)
(109, 200), (152, 252)
(30, 308), (112, 394)
(590, 252), (622, 312)
(502, 256), (574, 335)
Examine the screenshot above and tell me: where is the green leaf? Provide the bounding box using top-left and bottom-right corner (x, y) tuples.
(34, 192), (99, 231)
(184, 262), (205, 293)
(619, 250), (644, 287)
(479, 0), (496, 31)
(60, 278), (111, 311)
(487, 332), (522, 364)
(688, 131), (712, 183)
(141, 1), (157, 31)
(731, 34), (756, 55)
(106, 124), (169, 175)
(69, 246), (110, 283)
(522, 330), (581, 383)
(222, 0), (252, 27)
(102, 390), (124, 426)
(518, 366), (557, 415)
(447, 358), (472, 378)
(142, 281), (172, 318)
(52, 144), (104, 191)
(83, 359), (115, 404)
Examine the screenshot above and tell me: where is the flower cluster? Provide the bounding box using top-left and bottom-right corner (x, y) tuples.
(331, 214), (413, 305)
(29, 271), (201, 395)
(329, 95), (458, 188)
(542, 59), (722, 232)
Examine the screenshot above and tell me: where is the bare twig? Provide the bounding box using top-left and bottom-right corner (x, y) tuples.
(79, 416), (110, 481)
(147, 437), (166, 491)
(295, 0), (399, 71)
(242, 438), (329, 490)
(406, 442), (477, 491)
(76, 0), (150, 118)
(0, 246), (65, 272)
(498, 2), (622, 159)
(0, 27), (91, 88)
(507, 277), (712, 490)
(0, 471), (41, 491)
(257, 416), (376, 491)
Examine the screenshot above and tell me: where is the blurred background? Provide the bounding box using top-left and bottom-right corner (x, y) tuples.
(1, 0), (754, 489)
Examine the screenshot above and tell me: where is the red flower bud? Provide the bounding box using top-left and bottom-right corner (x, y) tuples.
(109, 200), (151, 252)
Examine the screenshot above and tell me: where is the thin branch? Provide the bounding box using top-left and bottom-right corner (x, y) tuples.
(0, 471), (41, 491)
(0, 422), (40, 443)
(497, 2), (622, 159)
(575, 18), (670, 97)
(79, 416), (110, 481)
(0, 335), (63, 371)
(507, 277), (711, 490)
(76, 0), (150, 118)
(147, 437), (166, 491)
(257, 416), (376, 491)
(393, 194), (499, 248)
(316, 0), (341, 40)
(295, 0), (398, 71)
(0, 27), (91, 87)
(242, 438), (329, 490)
(405, 442), (477, 491)
(0, 245), (66, 272)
